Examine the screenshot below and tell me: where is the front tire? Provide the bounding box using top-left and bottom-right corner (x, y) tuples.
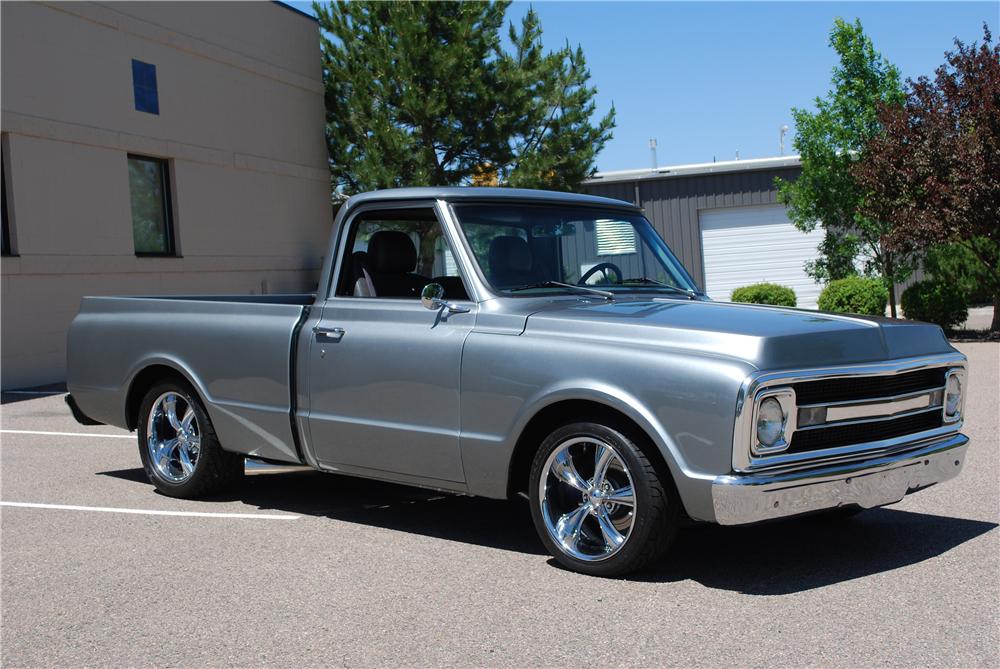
(137, 379), (243, 498)
(528, 421), (681, 576)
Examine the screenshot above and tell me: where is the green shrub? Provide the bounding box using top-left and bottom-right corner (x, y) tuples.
(730, 283), (797, 307)
(923, 239), (995, 306)
(817, 276), (888, 315)
(901, 280), (969, 330)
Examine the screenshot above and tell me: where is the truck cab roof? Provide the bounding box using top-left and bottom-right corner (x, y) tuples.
(344, 186), (640, 212)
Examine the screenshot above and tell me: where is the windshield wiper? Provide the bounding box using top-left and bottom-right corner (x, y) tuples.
(620, 277), (699, 299)
(508, 281), (614, 301)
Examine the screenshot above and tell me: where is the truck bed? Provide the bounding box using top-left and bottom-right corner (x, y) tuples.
(67, 294), (315, 463)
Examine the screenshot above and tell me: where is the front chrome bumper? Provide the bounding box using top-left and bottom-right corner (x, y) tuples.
(712, 433), (969, 525)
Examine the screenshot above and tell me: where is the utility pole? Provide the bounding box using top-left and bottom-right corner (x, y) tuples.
(779, 125), (789, 156)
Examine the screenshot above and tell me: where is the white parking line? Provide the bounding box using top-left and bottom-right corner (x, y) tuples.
(1, 390), (62, 395)
(0, 501), (300, 520)
(0, 429), (133, 439)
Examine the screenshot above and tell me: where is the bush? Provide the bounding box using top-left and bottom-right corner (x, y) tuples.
(923, 239), (995, 306)
(730, 283), (797, 307)
(817, 276), (888, 315)
(901, 280), (968, 330)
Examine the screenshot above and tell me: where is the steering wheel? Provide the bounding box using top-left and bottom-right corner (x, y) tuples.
(579, 262), (623, 286)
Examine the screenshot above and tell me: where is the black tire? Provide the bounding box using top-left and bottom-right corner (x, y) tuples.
(528, 421), (681, 577)
(137, 378), (243, 498)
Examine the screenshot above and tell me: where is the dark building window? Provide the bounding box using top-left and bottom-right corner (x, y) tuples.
(128, 155), (175, 255)
(1, 148), (11, 256)
(131, 59), (159, 115)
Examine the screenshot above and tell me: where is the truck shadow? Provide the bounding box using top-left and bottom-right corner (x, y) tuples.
(99, 467), (996, 594)
(624, 509), (996, 594)
(100, 467), (547, 556)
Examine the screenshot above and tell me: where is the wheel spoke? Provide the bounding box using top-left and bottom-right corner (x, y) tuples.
(162, 394), (182, 431)
(607, 486), (635, 507)
(595, 507), (626, 550)
(550, 449), (589, 492)
(555, 503), (591, 551)
(177, 443), (195, 476)
(540, 436), (637, 563)
(156, 438), (179, 469)
(181, 407), (196, 432)
(593, 443), (615, 487)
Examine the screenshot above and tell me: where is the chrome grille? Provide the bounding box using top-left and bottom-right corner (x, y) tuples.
(732, 355), (966, 473)
(788, 410), (944, 453)
(792, 367), (947, 405)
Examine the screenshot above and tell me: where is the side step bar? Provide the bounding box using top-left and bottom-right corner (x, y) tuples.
(245, 458), (313, 475)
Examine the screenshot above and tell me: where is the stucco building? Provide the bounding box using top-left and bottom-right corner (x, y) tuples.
(1, 1), (331, 389)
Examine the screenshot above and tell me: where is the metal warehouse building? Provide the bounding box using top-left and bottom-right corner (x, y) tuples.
(583, 156), (832, 309)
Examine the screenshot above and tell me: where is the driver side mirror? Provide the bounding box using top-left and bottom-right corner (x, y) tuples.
(421, 283), (470, 314)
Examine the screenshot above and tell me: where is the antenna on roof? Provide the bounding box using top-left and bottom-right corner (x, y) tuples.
(735, 150), (740, 161)
(649, 138), (658, 171)
(780, 125), (789, 156)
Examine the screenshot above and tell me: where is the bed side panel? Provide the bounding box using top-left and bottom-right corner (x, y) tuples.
(67, 297), (305, 463)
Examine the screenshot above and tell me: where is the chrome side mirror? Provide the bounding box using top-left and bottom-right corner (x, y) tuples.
(421, 283), (446, 310)
(421, 283), (470, 314)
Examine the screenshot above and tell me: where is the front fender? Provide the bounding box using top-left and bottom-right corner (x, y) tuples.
(508, 380), (698, 477)
(459, 331), (753, 521)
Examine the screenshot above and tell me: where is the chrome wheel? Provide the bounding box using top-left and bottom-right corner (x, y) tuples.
(146, 392), (201, 483)
(539, 436), (636, 562)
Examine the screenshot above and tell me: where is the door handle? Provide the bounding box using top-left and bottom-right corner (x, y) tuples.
(313, 326), (345, 342)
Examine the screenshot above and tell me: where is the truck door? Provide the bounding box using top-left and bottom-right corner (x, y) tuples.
(304, 204), (476, 484)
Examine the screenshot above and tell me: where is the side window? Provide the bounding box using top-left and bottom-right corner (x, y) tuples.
(128, 154), (175, 256)
(1, 144), (11, 256)
(337, 209), (468, 300)
(132, 59), (159, 115)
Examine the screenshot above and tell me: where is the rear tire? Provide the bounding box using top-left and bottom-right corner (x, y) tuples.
(137, 379), (243, 498)
(528, 421), (681, 577)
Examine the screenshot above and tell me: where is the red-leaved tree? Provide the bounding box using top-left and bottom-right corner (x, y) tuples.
(855, 24), (1000, 331)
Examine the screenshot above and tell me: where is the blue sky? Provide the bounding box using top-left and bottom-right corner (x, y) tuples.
(290, 1), (998, 172)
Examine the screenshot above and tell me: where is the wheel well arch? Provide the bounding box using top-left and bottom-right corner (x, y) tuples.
(124, 364), (200, 430)
(505, 399), (675, 499)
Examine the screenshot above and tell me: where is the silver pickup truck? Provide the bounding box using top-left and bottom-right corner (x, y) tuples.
(66, 187), (969, 576)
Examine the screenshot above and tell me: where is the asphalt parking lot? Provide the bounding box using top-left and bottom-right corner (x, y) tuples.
(2, 342), (997, 668)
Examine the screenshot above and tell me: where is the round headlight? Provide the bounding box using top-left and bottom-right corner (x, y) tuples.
(756, 397), (786, 447)
(945, 374), (962, 417)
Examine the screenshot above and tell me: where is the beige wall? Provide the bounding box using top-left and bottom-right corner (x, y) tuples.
(1, 2), (332, 389)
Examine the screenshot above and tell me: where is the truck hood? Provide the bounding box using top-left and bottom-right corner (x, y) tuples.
(522, 297), (954, 370)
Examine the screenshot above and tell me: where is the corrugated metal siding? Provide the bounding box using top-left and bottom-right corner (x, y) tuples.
(700, 204), (825, 308)
(559, 223), (649, 281)
(585, 166), (801, 289)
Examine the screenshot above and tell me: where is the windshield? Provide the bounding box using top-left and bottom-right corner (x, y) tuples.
(451, 203), (700, 297)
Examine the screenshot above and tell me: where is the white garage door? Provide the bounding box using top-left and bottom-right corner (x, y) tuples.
(700, 204), (825, 309)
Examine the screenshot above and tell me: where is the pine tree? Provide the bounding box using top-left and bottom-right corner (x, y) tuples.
(314, 1), (614, 195)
